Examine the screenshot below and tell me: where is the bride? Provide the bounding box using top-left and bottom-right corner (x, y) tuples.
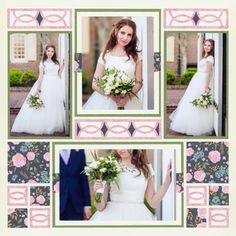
(11, 45), (65, 135)
(90, 149), (172, 221)
(83, 19), (143, 110)
(169, 39), (215, 136)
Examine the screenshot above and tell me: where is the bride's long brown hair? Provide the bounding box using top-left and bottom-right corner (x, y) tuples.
(113, 149), (150, 179)
(42, 45), (59, 65)
(102, 19), (140, 63)
(202, 39), (215, 58)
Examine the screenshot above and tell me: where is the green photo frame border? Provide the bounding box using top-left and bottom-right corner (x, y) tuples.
(74, 9), (161, 117)
(8, 31), (73, 140)
(52, 141), (184, 228)
(164, 31), (229, 139)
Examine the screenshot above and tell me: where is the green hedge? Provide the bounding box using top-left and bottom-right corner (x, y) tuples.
(166, 70), (176, 85)
(82, 71), (93, 94)
(10, 69), (37, 87)
(166, 67), (197, 85)
(180, 67), (197, 85)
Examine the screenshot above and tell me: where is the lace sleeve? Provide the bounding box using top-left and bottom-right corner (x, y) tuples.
(206, 55), (214, 65)
(97, 53), (105, 65)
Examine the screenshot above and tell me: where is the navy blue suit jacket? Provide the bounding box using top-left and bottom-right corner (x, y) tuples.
(60, 149), (91, 216)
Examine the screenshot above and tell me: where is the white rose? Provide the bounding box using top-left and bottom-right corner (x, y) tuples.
(100, 168), (107, 173)
(89, 161), (98, 169)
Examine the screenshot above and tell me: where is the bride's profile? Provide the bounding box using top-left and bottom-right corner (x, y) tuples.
(90, 149), (172, 221)
(83, 19), (143, 110)
(11, 45), (65, 135)
(169, 39), (215, 136)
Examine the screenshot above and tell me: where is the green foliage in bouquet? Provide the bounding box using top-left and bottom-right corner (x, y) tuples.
(191, 93), (213, 108)
(97, 68), (135, 97)
(27, 95), (44, 109)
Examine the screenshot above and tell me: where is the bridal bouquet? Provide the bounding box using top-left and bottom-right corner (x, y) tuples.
(97, 68), (136, 109)
(27, 95), (44, 109)
(191, 93), (213, 108)
(82, 153), (121, 203)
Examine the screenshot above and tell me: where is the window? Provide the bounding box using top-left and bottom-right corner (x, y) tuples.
(10, 33), (36, 63)
(10, 34), (27, 63)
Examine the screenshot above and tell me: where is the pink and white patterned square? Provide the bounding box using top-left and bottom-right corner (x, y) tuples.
(8, 9), (72, 28)
(209, 208), (229, 228)
(186, 186), (207, 206)
(29, 208), (50, 228)
(8, 185), (28, 206)
(75, 119), (161, 140)
(164, 9), (228, 28)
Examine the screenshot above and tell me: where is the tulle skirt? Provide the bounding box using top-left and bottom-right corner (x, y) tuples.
(11, 75), (65, 135)
(90, 201), (154, 221)
(170, 71), (214, 136)
(83, 91), (142, 110)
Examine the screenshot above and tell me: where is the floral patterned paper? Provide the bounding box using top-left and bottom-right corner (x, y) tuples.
(209, 186), (229, 205)
(8, 142), (50, 184)
(187, 208), (207, 228)
(30, 186), (50, 206)
(8, 208), (28, 228)
(176, 173), (184, 192)
(53, 173), (60, 193)
(186, 142), (228, 183)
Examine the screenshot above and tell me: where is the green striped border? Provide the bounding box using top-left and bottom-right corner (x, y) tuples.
(52, 141), (184, 228)
(74, 9), (161, 117)
(8, 31), (73, 139)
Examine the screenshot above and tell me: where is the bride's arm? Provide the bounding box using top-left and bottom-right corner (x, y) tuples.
(132, 60), (143, 94)
(91, 63), (106, 95)
(93, 180), (109, 211)
(58, 59), (65, 76)
(204, 61), (213, 94)
(116, 60), (143, 107)
(35, 64), (44, 95)
(145, 162), (172, 208)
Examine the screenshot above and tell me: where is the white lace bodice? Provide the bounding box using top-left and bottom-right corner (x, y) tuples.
(98, 52), (141, 79)
(110, 164), (154, 204)
(197, 55), (214, 73)
(40, 61), (60, 77)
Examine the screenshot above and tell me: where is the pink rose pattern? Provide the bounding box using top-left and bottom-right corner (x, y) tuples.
(187, 208), (207, 228)
(186, 142), (228, 183)
(8, 208), (28, 228)
(8, 142), (50, 183)
(53, 173), (60, 193)
(12, 153), (26, 168)
(209, 186), (229, 205)
(30, 186), (50, 206)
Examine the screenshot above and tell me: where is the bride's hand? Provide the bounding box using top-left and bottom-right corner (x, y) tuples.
(204, 87), (211, 94)
(35, 89), (41, 96)
(116, 95), (130, 107)
(93, 179), (103, 192)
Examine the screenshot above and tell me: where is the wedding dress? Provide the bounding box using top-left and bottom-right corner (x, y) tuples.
(169, 55), (214, 136)
(90, 164), (154, 221)
(11, 61), (65, 135)
(83, 52), (142, 110)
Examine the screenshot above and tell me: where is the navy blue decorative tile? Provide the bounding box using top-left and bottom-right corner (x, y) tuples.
(187, 208), (207, 228)
(209, 186), (229, 206)
(8, 142), (50, 184)
(8, 208), (28, 228)
(30, 186), (50, 206)
(186, 142), (228, 183)
(154, 52), (161, 72)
